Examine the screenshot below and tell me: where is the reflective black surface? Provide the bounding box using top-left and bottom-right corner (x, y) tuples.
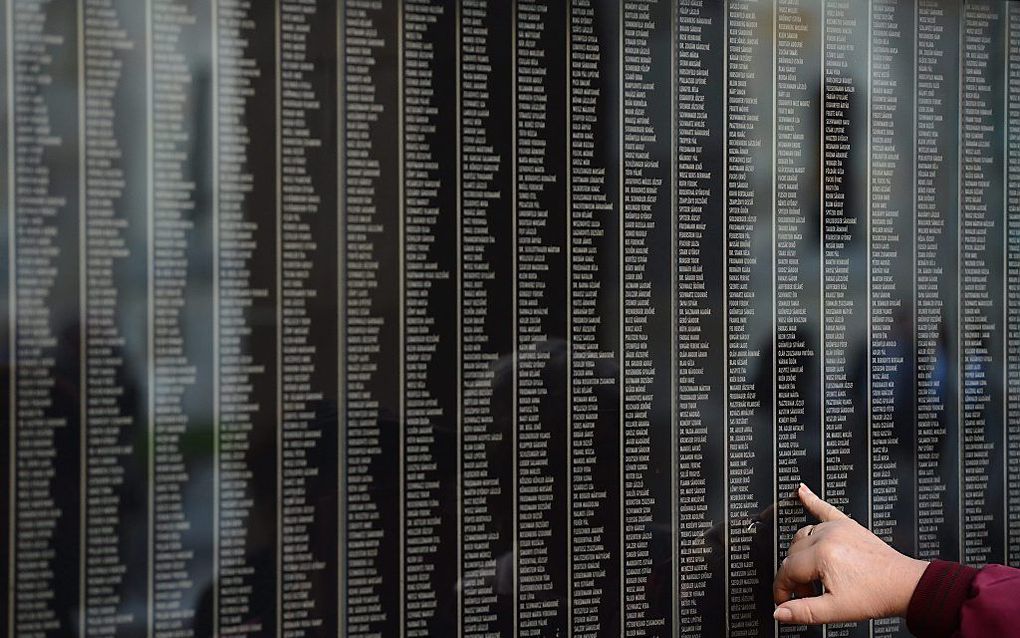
(2, 1), (1020, 637)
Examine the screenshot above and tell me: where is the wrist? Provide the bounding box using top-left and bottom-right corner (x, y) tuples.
(892, 558), (930, 618)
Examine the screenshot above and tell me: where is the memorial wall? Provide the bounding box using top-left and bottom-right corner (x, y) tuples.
(1, 0), (1019, 636)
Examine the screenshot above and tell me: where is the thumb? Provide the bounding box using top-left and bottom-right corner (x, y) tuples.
(774, 594), (843, 625)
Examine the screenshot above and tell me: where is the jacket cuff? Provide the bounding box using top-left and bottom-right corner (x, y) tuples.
(906, 560), (980, 638)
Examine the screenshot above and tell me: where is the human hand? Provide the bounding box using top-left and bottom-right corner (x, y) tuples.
(773, 484), (929, 625)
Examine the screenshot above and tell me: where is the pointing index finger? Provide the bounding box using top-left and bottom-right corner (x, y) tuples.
(798, 483), (847, 522)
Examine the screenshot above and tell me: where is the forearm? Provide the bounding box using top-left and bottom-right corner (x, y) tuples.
(905, 561), (978, 638)
(906, 561), (1020, 638)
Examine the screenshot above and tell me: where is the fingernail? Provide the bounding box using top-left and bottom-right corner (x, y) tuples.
(774, 607), (793, 622)
(799, 483), (811, 495)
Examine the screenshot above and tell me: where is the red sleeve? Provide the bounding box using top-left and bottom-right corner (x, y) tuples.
(906, 561), (1020, 638)
(954, 564), (1020, 637)
(905, 560), (978, 638)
